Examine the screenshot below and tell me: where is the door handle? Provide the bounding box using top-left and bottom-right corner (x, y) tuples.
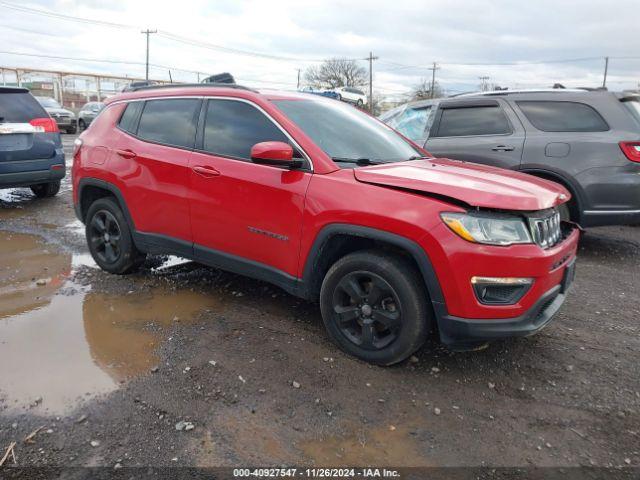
(192, 165), (220, 177)
(491, 145), (515, 152)
(115, 149), (137, 159)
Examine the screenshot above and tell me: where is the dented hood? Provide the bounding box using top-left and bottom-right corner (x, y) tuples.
(353, 158), (570, 211)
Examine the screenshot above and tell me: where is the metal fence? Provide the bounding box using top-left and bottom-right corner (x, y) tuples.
(0, 66), (170, 111)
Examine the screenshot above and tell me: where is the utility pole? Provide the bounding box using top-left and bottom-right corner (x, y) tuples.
(296, 69), (301, 90)
(479, 76), (490, 92)
(428, 62), (440, 98)
(141, 29), (157, 81)
(602, 56), (609, 89)
(367, 51), (379, 113)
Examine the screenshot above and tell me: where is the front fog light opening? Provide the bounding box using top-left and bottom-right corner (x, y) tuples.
(471, 276), (534, 305)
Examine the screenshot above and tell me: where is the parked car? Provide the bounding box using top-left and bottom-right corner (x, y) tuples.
(78, 102), (105, 131)
(73, 85), (579, 365)
(0, 87), (65, 197)
(300, 86), (340, 100)
(332, 86), (367, 106)
(34, 96), (76, 134)
(380, 90), (640, 227)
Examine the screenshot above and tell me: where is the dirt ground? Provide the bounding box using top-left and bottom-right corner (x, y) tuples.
(0, 134), (638, 471)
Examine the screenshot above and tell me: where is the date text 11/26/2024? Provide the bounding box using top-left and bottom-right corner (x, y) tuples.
(233, 468), (401, 478)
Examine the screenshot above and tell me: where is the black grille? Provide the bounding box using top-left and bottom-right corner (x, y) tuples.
(528, 210), (562, 249)
(481, 285), (525, 304)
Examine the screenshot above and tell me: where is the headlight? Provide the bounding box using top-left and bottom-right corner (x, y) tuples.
(441, 211), (532, 246)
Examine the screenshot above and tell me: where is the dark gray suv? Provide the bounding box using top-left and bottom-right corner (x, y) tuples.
(381, 90), (640, 227)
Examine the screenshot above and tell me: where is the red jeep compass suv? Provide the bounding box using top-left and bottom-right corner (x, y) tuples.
(72, 84), (579, 365)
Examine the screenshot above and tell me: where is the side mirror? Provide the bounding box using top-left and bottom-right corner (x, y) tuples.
(250, 141), (299, 168)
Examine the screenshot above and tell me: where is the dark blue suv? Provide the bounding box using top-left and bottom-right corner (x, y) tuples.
(0, 87), (65, 197)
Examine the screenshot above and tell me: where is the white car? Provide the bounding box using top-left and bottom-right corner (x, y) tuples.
(333, 86), (367, 107)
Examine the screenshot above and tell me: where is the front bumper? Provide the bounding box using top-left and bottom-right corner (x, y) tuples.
(439, 258), (574, 348)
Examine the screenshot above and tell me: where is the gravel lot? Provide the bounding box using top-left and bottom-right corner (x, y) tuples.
(0, 134), (638, 471)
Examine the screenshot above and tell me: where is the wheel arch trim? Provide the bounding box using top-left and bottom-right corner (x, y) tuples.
(76, 177), (137, 231)
(302, 224), (446, 311)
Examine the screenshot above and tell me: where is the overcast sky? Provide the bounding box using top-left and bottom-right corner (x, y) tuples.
(0, 0), (638, 98)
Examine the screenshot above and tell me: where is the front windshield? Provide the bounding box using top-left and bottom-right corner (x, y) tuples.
(37, 97), (61, 109)
(273, 98), (421, 165)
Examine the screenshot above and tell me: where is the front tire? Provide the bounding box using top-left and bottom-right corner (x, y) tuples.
(356, 99), (364, 108)
(320, 250), (430, 365)
(30, 181), (60, 198)
(78, 119), (86, 131)
(85, 197), (145, 274)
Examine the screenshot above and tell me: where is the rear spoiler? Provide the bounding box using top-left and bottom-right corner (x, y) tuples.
(614, 92), (640, 102)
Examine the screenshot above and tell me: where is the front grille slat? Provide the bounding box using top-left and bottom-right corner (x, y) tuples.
(529, 210), (562, 249)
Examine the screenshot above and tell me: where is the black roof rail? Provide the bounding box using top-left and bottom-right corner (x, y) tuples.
(128, 82), (258, 93)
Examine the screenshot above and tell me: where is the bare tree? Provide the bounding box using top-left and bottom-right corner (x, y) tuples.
(411, 78), (444, 100)
(304, 58), (367, 89)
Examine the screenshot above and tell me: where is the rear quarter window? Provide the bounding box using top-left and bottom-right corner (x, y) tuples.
(516, 101), (609, 132)
(0, 91), (48, 123)
(118, 101), (144, 133)
(621, 100), (640, 127)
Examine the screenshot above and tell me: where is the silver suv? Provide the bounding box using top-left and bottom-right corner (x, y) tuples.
(381, 90), (640, 227)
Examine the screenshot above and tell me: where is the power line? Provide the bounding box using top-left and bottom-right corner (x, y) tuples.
(379, 56), (640, 72)
(0, 1), (352, 64)
(0, 1), (137, 29)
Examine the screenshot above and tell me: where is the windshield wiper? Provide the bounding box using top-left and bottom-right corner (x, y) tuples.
(407, 155), (429, 161)
(331, 157), (384, 165)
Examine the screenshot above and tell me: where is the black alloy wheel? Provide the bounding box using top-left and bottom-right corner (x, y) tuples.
(89, 209), (122, 265)
(332, 271), (402, 350)
(85, 197), (144, 274)
(320, 250), (430, 365)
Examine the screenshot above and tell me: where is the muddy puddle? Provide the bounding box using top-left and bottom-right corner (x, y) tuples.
(0, 231), (223, 415)
(197, 414), (431, 467)
(299, 423), (430, 467)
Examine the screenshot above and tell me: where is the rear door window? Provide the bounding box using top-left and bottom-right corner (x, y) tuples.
(516, 101), (609, 132)
(202, 99), (289, 160)
(434, 106), (512, 137)
(136, 98), (200, 148)
(0, 91), (47, 123)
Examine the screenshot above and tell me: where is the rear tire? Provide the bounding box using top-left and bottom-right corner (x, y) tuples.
(30, 181), (60, 198)
(320, 250), (430, 365)
(85, 197), (145, 274)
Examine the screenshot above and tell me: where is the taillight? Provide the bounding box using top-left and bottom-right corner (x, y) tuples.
(619, 141), (640, 163)
(29, 117), (59, 133)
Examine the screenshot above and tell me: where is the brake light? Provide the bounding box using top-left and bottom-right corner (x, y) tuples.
(29, 117), (59, 133)
(619, 141), (640, 163)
